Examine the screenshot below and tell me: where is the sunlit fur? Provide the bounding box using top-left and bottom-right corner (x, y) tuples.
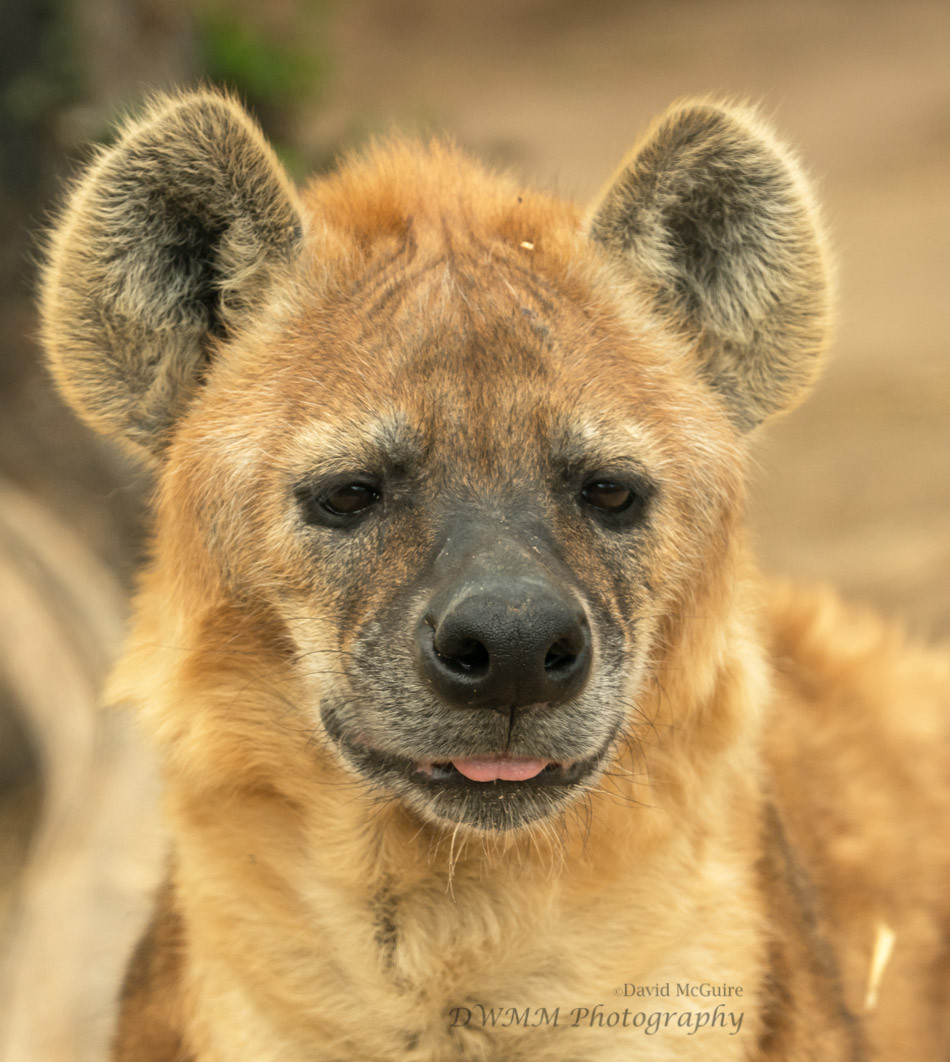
(40, 90), (949, 1061)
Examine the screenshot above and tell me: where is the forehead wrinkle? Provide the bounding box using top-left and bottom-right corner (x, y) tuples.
(350, 231), (568, 339)
(352, 254), (452, 326)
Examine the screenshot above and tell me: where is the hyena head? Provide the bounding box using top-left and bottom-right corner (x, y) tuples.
(41, 92), (829, 832)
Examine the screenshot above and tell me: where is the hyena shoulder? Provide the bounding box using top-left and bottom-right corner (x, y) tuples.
(766, 584), (950, 997)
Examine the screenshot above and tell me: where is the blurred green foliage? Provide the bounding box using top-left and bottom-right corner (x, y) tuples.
(1, 0), (81, 131)
(195, 5), (332, 108)
(65, 2), (340, 175)
(193, 1), (335, 177)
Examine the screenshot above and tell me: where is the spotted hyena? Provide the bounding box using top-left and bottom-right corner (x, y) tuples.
(40, 90), (949, 1061)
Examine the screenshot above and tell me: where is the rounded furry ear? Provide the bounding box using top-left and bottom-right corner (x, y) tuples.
(40, 90), (304, 462)
(587, 100), (832, 430)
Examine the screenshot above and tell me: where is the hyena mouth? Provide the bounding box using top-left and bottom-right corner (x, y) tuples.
(350, 741), (606, 828)
(320, 701), (613, 828)
(346, 742), (600, 794)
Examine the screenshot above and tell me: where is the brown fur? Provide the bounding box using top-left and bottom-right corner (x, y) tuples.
(39, 90), (949, 1060)
(113, 880), (192, 1062)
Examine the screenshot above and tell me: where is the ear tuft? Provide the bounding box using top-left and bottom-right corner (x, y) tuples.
(40, 89), (303, 461)
(588, 100), (832, 429)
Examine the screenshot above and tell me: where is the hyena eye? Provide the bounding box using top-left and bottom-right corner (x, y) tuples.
(581, 480), (632, 512)
(321, 483), (380, 517)
(295, 480), (382, 526)
(579, 478), (651, 526)
(581, 479), (636, 512)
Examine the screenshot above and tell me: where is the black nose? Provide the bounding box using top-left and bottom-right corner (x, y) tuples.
(417, 578), (591, 710)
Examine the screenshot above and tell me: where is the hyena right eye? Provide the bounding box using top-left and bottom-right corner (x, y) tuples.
(295, 480), (382, 526)
(581, 480), (633, 512)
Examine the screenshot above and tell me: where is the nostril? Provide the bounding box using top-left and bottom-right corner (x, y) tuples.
(435, 636), (490, 675)
(544, 638), (578, 672)
(419, 589), (591, 709)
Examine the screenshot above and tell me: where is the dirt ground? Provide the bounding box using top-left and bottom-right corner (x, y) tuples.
(1, 1), (947, 1057)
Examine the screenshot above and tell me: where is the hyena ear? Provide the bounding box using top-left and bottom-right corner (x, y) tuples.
(40, 90), (304, 461)
(587, 100), (831, 430)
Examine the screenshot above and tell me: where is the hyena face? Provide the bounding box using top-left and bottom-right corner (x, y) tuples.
(41, 93), (828, 831)
(159, 213), (746, 832)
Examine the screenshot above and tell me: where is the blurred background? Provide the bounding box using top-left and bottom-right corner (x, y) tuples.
(0, 1), (948, 1057)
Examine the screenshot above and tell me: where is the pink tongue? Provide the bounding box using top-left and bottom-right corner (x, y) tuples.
(450, 757), (550, 782)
